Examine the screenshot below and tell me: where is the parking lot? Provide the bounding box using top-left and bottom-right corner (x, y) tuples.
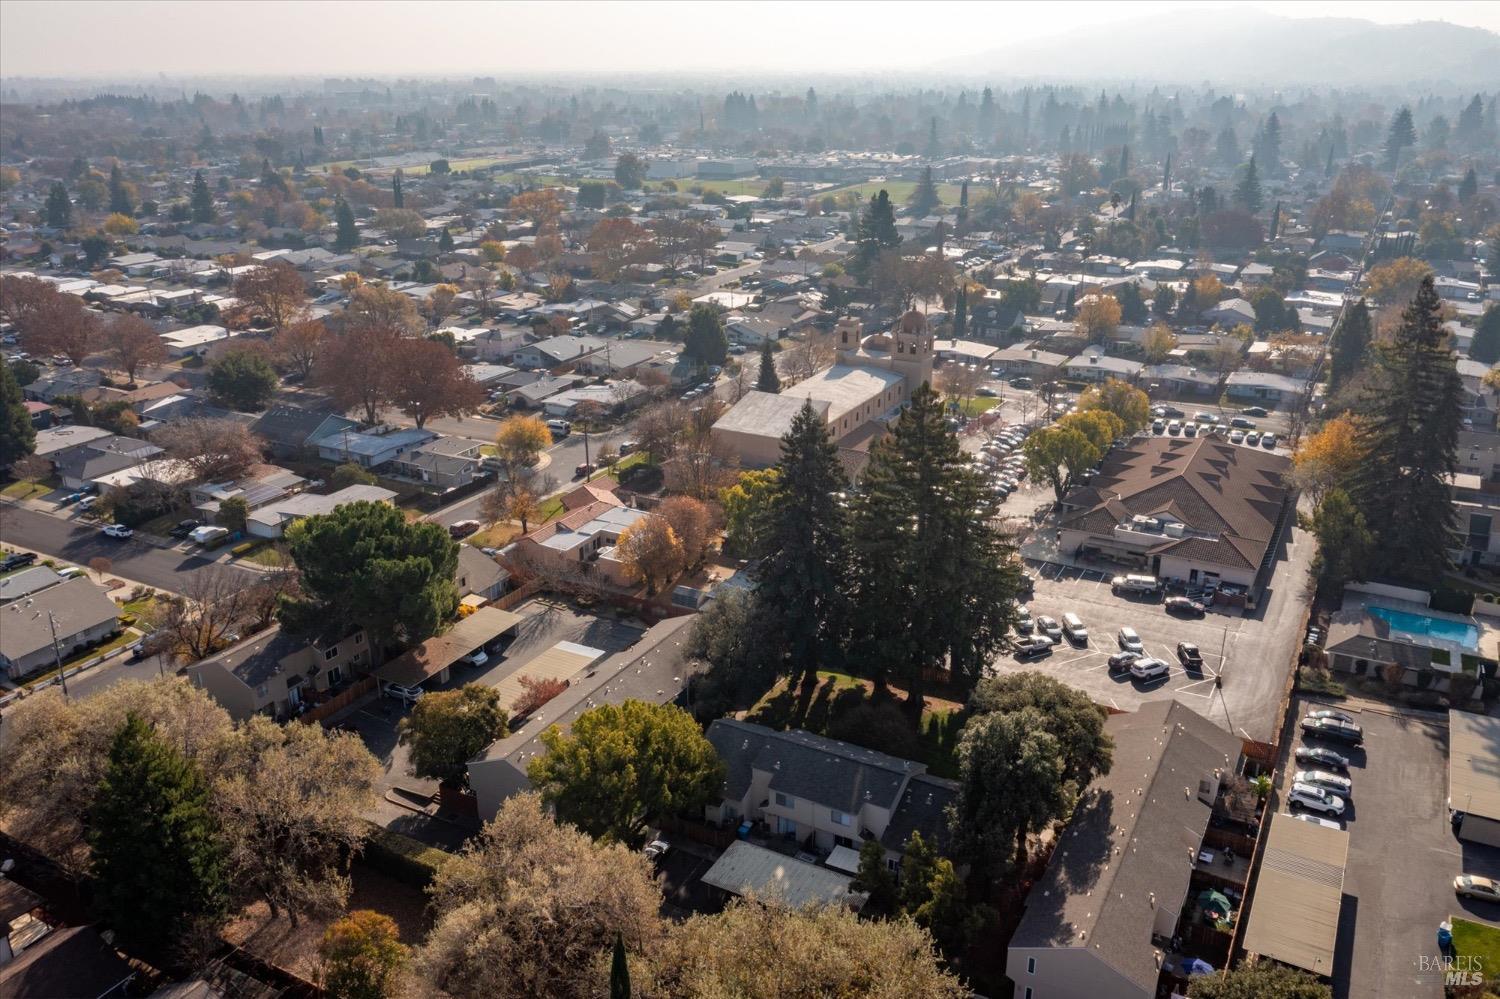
(1273, 698), (1500, 998)
(988, 524), (1313, 743)
(342, 598), (646, 841)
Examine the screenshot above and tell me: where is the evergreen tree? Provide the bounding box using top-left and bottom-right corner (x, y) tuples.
(850, 838), (899, 916)
(44, 181), (72, 229)
(88, 714), (227, 960)
(1385, 107), (1416, 170)
(438, 227), (455, 253)
(1457, 95), (1485, 143)
(189, 170), (215, 224)
(755, 402), (849, 680)
(847, 385), (1020, 720)
(1350, 277), (1463, 584)
(1472, 305), (1500, 366)
(610, 932), (630, 999)
(1309, 488), (1373, 603)
(334, 197), (359, 251)
(313, 124), (324, 146)
(108, 163), (133, 215)
(898, 830), (940, 914)
(392, 169), (404, 209)
(1269, 200), (1281, 240)
(853, 189), (900, 278)
(1233, 156), (1263, 214)
(1459, 167), (1479, 204)
(755, 337), (781, 393)
(683, 304), (728, 368)
(953, 285), (968, 338)
(1118, 144), (1130, 178)
(1326, 298), (1372, 397)
(909, 167), (941, 217)
(1, 361), (36, 470)
(1256, 111), (1282, 171)
(1325, 144), (1336, 178)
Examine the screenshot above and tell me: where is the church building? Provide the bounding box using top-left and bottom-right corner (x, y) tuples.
(711, 311), (935, 469)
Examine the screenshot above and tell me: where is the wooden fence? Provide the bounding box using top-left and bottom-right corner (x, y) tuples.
(300, 675), (376, 725)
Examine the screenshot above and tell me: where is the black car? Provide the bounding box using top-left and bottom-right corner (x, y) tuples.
(1, 551), (39, 572)
(1301, 716), (1363, 746)
(1165, 596), (1206, 617)
(1154, 405), (1185, 418)
(1240, 406), (1269, 418)
(169, 519), (203, 540)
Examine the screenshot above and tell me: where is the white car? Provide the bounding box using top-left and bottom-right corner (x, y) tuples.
(101, 524), (133, 539)
(1294, 770), (1352, 798)
(1062, 613), (1087, 643)
(1454, 875), (1500, 902)
(384, 682), (425, 705)
(1306, 708), (1356, 725)
(643, 839), (671, 862)
(1118, 626), (1143, 653)
(1287, 782), (1346, 816)
(1129, 656), (1169, 681)
(463, 648), (489, 667)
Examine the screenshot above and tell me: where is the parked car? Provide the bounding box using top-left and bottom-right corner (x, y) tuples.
(1112, 574), (1161, 596)
(1183, 422), (1199, 437)
(1152, 419), (1166, 434)
(1117, 626), (1143, 653)
(76, 495), (98, 512)
(463, 648), (490, 667)
(1301, 716), (1363, 745)
(1295, 770), (1353, 797)
(384, 682), (425, 705)
(546, 419), (571, 438)
(1228, 430), (1245, 444)
(189, 525), (231, 546)
(574, 462), (597, 478)
(1230, 416), (1256, 429)
(643, 839), (671, 863)
(1165, 596), (1207, 617)
(449, 520), (481, 539)
(1037, 615), (1062, 641)
(101, 524), (134, 540)
(977, 386), (998, 397)
(1306, 708), (1356, 725)
(1014, 636), (1054, 660)
(57, 566), (86, 579)
(1295, 746), (1350, 771)
(1129, 656), (1169, 681)
(169, 519), (203, 540)
(1176, 642), (1204, 669)
(1455, 875), (1500, 903)
(1287, 782), (1346, 816)
(619, 440), (640, 455)
(1062, 613), (1088, 644)
(1261, 433), (1278, 449)
(1, 551), (38, 572)
(1194, 411), (1215, 423)
(1107, 650), (1139, 674)
(1010, 376), (1034, 389)
(1244, 431), (1261, 446)
(1167, 420), (1183, 436)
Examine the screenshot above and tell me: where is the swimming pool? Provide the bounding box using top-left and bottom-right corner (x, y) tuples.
(1368, 605), (1479, 651)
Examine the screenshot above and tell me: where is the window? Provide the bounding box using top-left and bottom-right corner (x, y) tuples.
(354, 632), (364, 644)
(323, 646), (339, 661)
(1024, 989), (1033, 999)
(774, 816), (797, 837)
(886, 857), (900, 874)
(1027, 958), (1036, 974)
(830, 809), (851, 827)
(774, 792), (795, 808)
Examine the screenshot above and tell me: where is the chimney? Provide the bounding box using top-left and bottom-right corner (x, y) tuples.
(1090, 354), (1099, 364)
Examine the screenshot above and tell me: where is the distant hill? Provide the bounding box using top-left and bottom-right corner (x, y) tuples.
(948, 8), (1500, 87)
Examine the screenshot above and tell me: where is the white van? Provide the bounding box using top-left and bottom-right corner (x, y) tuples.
(189, 525), (231, 547)
(1062, 613), (1088, 643)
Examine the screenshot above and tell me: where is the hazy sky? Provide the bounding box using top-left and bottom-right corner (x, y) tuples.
(3, 0), (1498, 78)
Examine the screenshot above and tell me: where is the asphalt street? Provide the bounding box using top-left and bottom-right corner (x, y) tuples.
(0, 504), (258, 595)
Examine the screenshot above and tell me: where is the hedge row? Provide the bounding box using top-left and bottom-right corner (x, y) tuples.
(359, 821), (452, 887)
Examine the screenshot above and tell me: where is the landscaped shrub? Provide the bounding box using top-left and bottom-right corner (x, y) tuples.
(359, 822), (451, 887)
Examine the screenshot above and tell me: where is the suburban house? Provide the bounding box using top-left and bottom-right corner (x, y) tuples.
(1223, 370), (1312, 403)
(541, 381), (648, 419)
(1063, 351), (1143, 384)
(388, 436), (485, 491)
(189, 466), (308, 519)
(992, 345), (1070, 380)
(1322, 586), (1496, 688)
(702, 718), (959, 873)
(1007, 701), (1245, 999)
(315, 427), (436, 469)
(1141, 363), (1222, 397)
(51, 435), (163, 490)
(250, 405), (359, 459)
(504, 492), (655, 589)
(244, 484), (397, 539)
(187, 625), (371, 721)
(0, 566), (65, 604)
(1449, 709), (1500, 847)
(455, 546), (509, 602)
(511, 334), (607, 371)
(1057, 435), (1294, 591)
(0, 578), (122, 680)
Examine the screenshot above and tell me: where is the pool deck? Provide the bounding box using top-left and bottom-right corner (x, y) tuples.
(1340, 593), (1498, 664)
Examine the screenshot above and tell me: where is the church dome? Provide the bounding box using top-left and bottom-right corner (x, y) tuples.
(897, 309), (928, 335)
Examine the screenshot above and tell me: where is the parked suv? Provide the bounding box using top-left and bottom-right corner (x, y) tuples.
(1301, 716), (1363, 745)
(1287, 782), (1346, 816)
(1129, 656), (1169, 681)
(1117, 626), (1143, 653)
(1294, 770), (1353, 798)
(1111, 574), (1161, 596)
(1062, 613), (1088, 644)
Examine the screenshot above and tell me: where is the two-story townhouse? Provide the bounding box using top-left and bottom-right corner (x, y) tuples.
(186, 625), (370, 721)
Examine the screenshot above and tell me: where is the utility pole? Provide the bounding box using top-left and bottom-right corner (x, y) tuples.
(46, 610), (69, 702)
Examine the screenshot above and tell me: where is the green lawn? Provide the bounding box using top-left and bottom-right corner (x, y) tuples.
(597, 451), (648, 479)
(1452, 918), (1500, 984)
(467, 523), (520, 550)
(239, 543), (289, 568)
(1, 479), (52, 500)
(745, 670), (965, 778)
(537, 495), (566, 524)
(22, 629), (139, 689)
(952, 396), (1000, 417)
(816, 180), (967, 206)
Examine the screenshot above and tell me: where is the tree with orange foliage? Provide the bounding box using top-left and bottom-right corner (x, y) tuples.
(233, 260), (308, 333)
(587, 218), (648, 280)
(317, 326), (400, 424)
(509, 189), (564, 231)
(1290, 415), (1365, 506)
(1364, 257), (1432, 306)
(616, 516), (684, 595)
(273, 317), (327, 380)
(1074, 293), (1121, 342)
(657, 495), (714, 571)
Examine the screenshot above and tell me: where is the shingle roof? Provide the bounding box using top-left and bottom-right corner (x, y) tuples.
(705, 719), (923, 814)
(880, 772), (960, 854)
(1009, 701), (1241, 992)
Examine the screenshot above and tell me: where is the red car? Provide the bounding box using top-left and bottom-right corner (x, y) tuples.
(1165, 596), (1206, 617)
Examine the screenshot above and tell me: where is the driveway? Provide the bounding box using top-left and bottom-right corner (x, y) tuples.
(988, 523), (1313, 743)
(1274, 699), (1500, 998)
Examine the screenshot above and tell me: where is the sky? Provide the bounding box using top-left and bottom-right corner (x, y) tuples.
(2, 0), (1498, 78)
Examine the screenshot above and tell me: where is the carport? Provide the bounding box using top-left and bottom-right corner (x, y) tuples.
(1240, 813), (1349, 979)
(489, 640), (607, 713)
(1449, 709), (1500, 847)
(376, 606), (524, 691)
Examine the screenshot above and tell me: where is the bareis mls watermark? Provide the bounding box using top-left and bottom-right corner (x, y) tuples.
(1418, 954), (1485, 986)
